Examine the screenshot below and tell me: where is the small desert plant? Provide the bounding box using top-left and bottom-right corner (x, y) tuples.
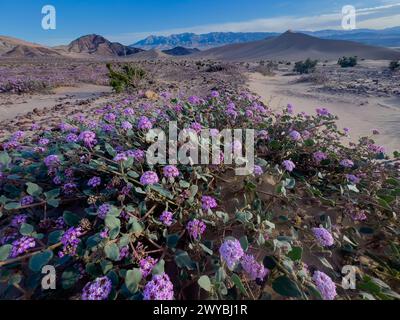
(293, 58), (318, 74)
(106, 63), (146, 93)
(389, 60), (400, 71)
(338, 56), (358, 68)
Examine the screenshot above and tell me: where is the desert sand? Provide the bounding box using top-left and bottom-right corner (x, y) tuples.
(247, 71), (400, 154)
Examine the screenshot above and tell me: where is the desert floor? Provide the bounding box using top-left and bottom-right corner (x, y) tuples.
(247, 71), (400, 154)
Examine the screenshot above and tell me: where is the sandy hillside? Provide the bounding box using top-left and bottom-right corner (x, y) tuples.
(247, 71), (400, 154)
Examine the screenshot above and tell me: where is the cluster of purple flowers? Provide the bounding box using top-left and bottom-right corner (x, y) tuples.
(137, 116), (152, 130)
(87, 176), (101, 188)
(289, 130), (302, 141)
(20, 195), (34, 206)
(253, 165), (263, 176)
(113, 152), (128, 163)
(312, 227), (334, 247)
(78, 131), (97, 147)
(313, 151), (328, 163)
(201, 196), (218, 211)
(159, 211), (174, 226)
(125, 149), (145, 162)
(143, 273), (174, 300)
(58, 226), (83, 257)
(140, 171), (159, 186)
(241, 254), (268, 281)
(219, 239), (244, 270)
(121, 121), (133, 130)
(340, 159), (354, 168)
(65, 133), (79, 143)
(186, 219), (206, 239)
(346, 174), (360, 184)
(282, 160), (296, 172)
(9, 236), (36, 258)
(97, 204), (111, 219)
(81, 276), (112, 300)
(11, 214), (28, 228)
(139, 256), (158, 277)
(163, 165), (180, 178)
(44, 155), (60, 168)
(312, 271), (337, 300)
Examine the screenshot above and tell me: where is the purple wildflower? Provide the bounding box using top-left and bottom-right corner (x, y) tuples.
(340, 159), (354, 168)
(241, 254), (268, 281)
(137, 116), (152, 130)
(44, 155), (60, 168)
(88, 176), (101, 188)
(98, 204), (111, 219)
(313, 151), (327, 163)
(65, 133), (79, 143)
(201, 196), (218, 210)
(312, 227), (334, 247)
(312, 271), (337, 300)
(140, 171), (159, 186)
(58, 226), (83, 257)
(9, 236), (36, 258)
(163, 165), (179, 178)
(143, 273), (174, 300)
(289, 130), (301, 141)
(81, 277), (112, 300)
(139, 256), (158, 277)
(282, 160), (296, 172)
(219, 239), (244, 270)
(11, 214), (28, 228)
(346, 174), (360, 184)
(79, 131), (96, 147)
(113, 152), (128, 163)
(186, 219), (206, 239)
(254, 165), (263, 176)
(20, 195), (34, 206)
(121, 121), (133, 130)
(160, 211), (174, 226)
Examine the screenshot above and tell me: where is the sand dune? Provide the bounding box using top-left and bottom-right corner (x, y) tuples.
(196, 30), (400, 61)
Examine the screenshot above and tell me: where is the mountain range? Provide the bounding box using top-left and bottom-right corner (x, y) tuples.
(1, 30), (400, 61)
(132, 27), (400, 49)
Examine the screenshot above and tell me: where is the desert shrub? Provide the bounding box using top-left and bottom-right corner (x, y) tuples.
(254, 61), (277, 76)
(106, 63), (146, 93)
(293, 59), (318, 74)
(0, 90), (399, 301)
(389, 60), (400, 71)
(338, 56), (358, 68)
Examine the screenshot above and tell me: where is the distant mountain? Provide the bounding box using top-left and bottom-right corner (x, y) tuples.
(162, 46), (200, 56)
(132, 32), (278, 50)
(196, 30), (400, 61)
(133, 28), (400, 49)
(62, 34), (144, 57)
(0, 35), (61, 58)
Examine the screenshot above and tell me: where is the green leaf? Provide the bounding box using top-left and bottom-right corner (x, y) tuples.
(4, 202), (21, 210)
(20, 223), (34, 236)
(47, 199), (60, 208)
(104, 243), (120, 261)
(272, 276), (302, 298)
(0, 244), (12, 261)
(47, 230), (63, 245)
(149, 184), (174, 199)
(231, 274), (248, 297)
(44, 188), (60, 199)
(105, 215), (120, 230)
(61, 270), (80, 290)
(125, 269), (142, 293)
(152, 259), (165, 275)
(175, 251), (196, 270)
(63, 211), (81, 226)
(26, 182), (43, 196)
(199, 243), (213, 255)
(166, 234), (180, 249)
(287, 246), (302, 261)
(28, 250), (53, 272)
(198, 275), (212, 292)
(0, 151), (11, 167)
(239, 236), (249, 251)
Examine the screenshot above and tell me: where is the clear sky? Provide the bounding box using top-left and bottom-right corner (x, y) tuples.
(1, 0), (400, 46)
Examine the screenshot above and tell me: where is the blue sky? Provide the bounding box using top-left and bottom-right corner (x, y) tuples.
(1, 0), (400, 45)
